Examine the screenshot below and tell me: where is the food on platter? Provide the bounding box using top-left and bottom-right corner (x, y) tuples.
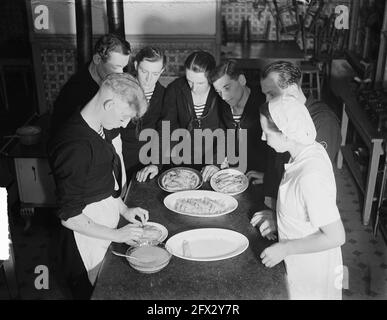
(211, 169), (248, 195)
(160, 168), (201, 192)
(140, 224), (163, 242)
(174, 197), (229, 215)
(164, 190), (238, 217)
(129, 222), (167, 245)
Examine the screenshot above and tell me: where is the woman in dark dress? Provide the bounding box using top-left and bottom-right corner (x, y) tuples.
(137, 50), (224, 182)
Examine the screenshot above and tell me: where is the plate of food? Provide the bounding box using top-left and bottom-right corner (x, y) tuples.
(158, 167), (203, 192)
(210, 169), (249, 196)
(165, 228), (249, 261)
(163, 190), (238, 217)
(126, 222), (168, 245)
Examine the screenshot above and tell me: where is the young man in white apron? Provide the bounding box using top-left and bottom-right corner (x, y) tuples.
(49, 73), (149, 299)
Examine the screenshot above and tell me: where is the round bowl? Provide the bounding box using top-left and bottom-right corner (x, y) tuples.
(126, 242), (172, 274)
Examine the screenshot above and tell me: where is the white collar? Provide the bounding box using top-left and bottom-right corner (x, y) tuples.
(284, 143), (316, 171)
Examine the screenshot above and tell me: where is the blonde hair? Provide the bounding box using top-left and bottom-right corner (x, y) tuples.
(101, 73), (148, 119)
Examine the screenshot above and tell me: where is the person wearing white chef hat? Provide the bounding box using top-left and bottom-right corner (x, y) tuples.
(266, 94), (316, 146)
(251, 94), (345, 300)
(255, 61), (341, 212)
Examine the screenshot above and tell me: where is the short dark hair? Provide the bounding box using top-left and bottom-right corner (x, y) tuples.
(94, 33), (131, 62)
(261, 61), (301, 89)
(184, 51), (216, 81)
(134, 46), (167, 68)
(259, 102), (281, 133)
(210, 59), (242, 83)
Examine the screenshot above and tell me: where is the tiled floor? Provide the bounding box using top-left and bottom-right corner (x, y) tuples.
(335, 166), (387, 299)
(0, 163), (386, 300)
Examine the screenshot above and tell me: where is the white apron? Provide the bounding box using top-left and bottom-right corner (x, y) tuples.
(284, 249), (343, 300)
(73, 133), (127, 285)
(277, 143), (343, 300)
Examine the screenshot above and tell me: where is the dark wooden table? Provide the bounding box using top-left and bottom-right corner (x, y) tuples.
(91, 178), (288, 300)
(222, 41), (306, 70)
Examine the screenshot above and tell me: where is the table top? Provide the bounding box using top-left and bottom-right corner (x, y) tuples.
(222, 41), (305, 68)
(92, 178), (288, 300)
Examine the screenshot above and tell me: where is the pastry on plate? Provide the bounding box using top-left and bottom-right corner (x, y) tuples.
(140, 224), (163, 241)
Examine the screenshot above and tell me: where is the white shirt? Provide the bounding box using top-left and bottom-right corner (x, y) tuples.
(277, 143), (341, 240)
(276, 142), (343, 300)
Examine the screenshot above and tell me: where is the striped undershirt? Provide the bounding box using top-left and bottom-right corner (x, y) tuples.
(144, 90), (154, 103)
(98, 127), (105, 139)
(194, 103), (206, 118)
(233, 114), (242, 123)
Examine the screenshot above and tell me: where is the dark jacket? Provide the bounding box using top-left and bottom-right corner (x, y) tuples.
(120, 81), (165, 178)
(48, 112), (121, 221)
(50, 65), (99, 135)
(162, 76), (223, 131)
(219, 88), (267, 172)
(161, 76), (224, 168)
(263, 96), (342, 198)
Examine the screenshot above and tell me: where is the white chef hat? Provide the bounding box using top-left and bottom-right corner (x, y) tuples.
(268, 94), (316, 145)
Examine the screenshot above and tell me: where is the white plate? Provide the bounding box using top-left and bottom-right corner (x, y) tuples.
(163, 190), (238, 217)
(158, 167), (203, 192)
(166, 228), (249, 261)
(210, 168), (249, 196)
(126, 222), (168, 245)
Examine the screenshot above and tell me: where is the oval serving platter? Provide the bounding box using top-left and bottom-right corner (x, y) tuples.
(166, 228), (249, 261)
(163, 190), (238, 217)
